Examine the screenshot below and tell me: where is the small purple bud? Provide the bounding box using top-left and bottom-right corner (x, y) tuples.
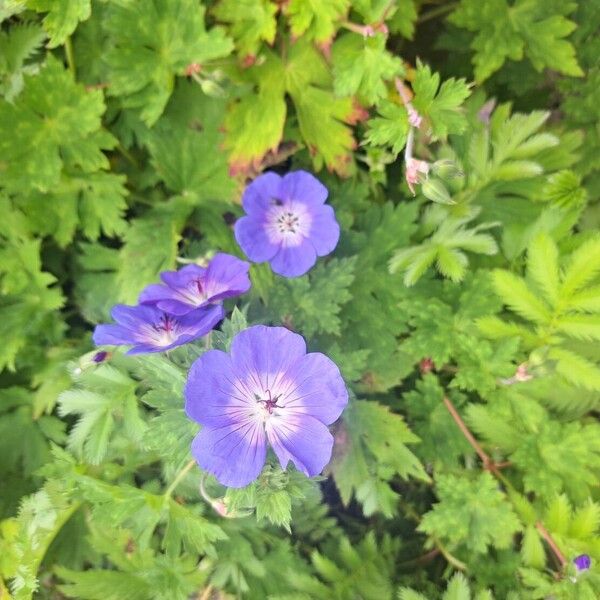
(92, 351), (109, 363)
(573, 554), (591, 572)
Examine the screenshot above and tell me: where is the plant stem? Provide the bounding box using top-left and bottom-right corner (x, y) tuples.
(434, 537), (468, 571)
(536, 521), (568, 568)
(418, 2), (458, 25)
(165, 459), (196, 499)
(198, 584), (214, 600)
(64, 37), (76, 78)
(443, 395), (569, 573)
(443, 396), (493, 470)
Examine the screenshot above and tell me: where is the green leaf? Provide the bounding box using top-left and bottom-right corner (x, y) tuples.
(224, 51), (286, 173)
(521, 525), (545, 568)
(26, 0), (90, 47)
(450, 0), (582, 82)
(116, 199), (192, 303)
(0, 55), (115, 192)
(412, 61), (471, 138)
(213, 0), (277, 57)
(492, 270), (550, 324)
(58, 365), (143, 464)
(527, 233), (559, 306)
(419, 472), (521, 554)
(365, 100), (409, 155)
(560, 236), (600, 299)
(444, 574), (471, 600)
(105, 0), (233, 125)
(403, 375), (472, 468)
(286, 41), (356, 175)
(387, 0), (418, 39)
(329, 400), (428, 517)
(391, 209), (498, 286)
(286, 0), (350, 43)
(225, 467), (309, 531)
(0, 22), (45, 100)
(332, 33), (403, 105)
(148, 84), (235, 201)
(264, 257), (356, 337)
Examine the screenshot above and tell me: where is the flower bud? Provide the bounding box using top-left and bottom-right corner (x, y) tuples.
(200, 79), (225, 98)
(432, 159), (463, 180)
(573, 554), (591, 572)
(421, 178), (455, 205)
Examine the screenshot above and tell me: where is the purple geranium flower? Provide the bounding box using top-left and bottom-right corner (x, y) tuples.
(139, 253), (251, 316)
(234, 171), (340, 278)
(184, 325), (348, 487)
(573, 554), (591, 572)
(93, 304), (223, 354)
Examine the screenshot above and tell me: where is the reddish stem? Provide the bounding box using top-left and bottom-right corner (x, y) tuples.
(443, 396), (496, 473)
(536, 521), (568, 568)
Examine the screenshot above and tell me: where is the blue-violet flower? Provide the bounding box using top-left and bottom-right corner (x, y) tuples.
(94, 304), (223, 354)
(139, 253), (250, 316)
(234, 171), (340, 278)
(184, 325), (348, 487)
(573, 554), (591, 572)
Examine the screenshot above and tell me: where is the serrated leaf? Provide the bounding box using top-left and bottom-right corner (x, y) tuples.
(224, 51), (286, 173)
(27, 0), (90, 47)
(527, 233), (559, 306)
(213, 0), (277, 57)
(412, 61), (471, 138)
(492, 270), (550, 324)
(365, 100), (409, 155)
(0, 56), (115, 192)
(105, 0), (233, 125)
(450, 0), (582, 82)
(116, 199), (192, 303)
(332, 33), (402, 105)
(419, 472), (521, 554)
(286, 0), (349, 43)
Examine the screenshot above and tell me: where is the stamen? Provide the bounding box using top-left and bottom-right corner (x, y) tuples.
(276, 211), (300, 234)
(255, 388), (283, 414)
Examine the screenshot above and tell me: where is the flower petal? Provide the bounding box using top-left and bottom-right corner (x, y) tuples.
(281, 353), (348, 425)
(191, 421), (267, 488)
(93, 324), (135, 346)
(160, 264), (205, 288)
(234, 216), (280, 263)
(111, 304), (160, 328)
(185, 349), (253, 427)
(153, 299), (196, 316)
(230, 325), (306, 391)
(242, 171), (282, 215)
(308, 205), (340, 257)
(177, 305), (224, 338)
(203, 253), (251, 302)
(266, 414), (334, 477)
(138, 283), (172, 306)
(281, 170), (328, 207)
(269, 237), (317, 277)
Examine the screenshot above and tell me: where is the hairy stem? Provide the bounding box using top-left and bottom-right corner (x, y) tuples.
(536, 521), (568, 568)
(165, 459), (196, 499)
(443, 396), (493, 469)
(443, 395), (569, 573)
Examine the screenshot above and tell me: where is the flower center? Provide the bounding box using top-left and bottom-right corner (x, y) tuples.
(276, 211), (300, 234)
(178, 277), (207, 306)
(147, 314), (180, 346)
(254, 389), (282, 418)
(265, 202), (312, 246)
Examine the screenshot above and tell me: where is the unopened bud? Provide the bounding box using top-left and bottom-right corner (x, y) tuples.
(200, 79), (225, 98)
(421, 178), (455, 205)
(432, 159), (464, 180)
